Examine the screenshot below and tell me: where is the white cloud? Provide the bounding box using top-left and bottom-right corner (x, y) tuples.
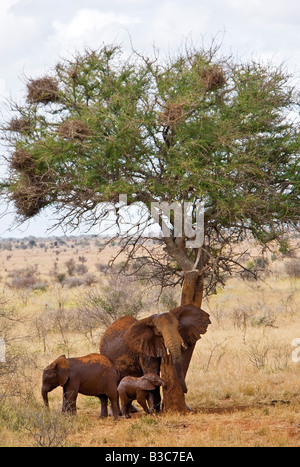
(0, 2), (37, 58)
(140, 1), (210, 55)
(51, 9), (141, 53)
(0, 0), (21, 16)
(222, 0), (300, 22)
(0, 79), (7, 98)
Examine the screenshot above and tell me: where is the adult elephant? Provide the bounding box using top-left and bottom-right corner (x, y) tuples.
(100, 304), (210, 411)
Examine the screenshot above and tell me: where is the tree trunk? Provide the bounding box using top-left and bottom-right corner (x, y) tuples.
(160, 240), (206, 412)
(161, 355), (188, 414)
(180, 270), (205, 382)
(181, 270), (204, 307)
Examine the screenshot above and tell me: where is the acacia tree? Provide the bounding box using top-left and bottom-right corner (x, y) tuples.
(1, 44), (300, 308)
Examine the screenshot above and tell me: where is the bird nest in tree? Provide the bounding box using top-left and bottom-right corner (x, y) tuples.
(201, 65), (226, 90)
(159, 101), (186, 127)
(68, 66), (79, 81)
(9, 149), (36, 172)
(11, 183), (47, 218)
(9, 152), (56, 217)
(26, 77), (59, 104)
(10, 168), (56, 218)
(6, 116), (32, 134)
(57, 119), (91, 141)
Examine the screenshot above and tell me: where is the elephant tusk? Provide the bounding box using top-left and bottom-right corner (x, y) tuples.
(181, 341), (188, 350)
(166, 347), (171, 356)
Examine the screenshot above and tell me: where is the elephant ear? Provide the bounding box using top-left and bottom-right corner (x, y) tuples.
(171, 304), (210, 347)
(55, 355), (70, 386)
(124, 316), (166, 358)
(138, 377), (156, 391)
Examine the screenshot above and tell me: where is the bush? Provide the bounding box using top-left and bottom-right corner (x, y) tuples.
(285, 259), (300, 278)
(34, 305), (79, 354)
(62, 274), (97, 288)
(7, 266), (42, 290)
(31, 282), (48, 292)
(63, 276), (85, 288)
(20, 406), (70, 447)
(241, 256), (269, 281)
(75, 263), (88, 275)
(159, 288), (180, 310)
(65, 258), (76, 276)
(77, 274), (144, 332)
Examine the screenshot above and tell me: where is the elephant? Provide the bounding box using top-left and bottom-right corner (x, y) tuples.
(41, 353), (119, 419)
(100, 304), (210, 411)
(117, 373), (166, 418)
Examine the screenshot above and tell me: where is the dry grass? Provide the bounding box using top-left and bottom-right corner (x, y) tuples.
(66, 404), (300, 447)
(0, 237), (300, 447)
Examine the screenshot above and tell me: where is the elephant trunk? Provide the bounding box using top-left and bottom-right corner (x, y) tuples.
(41, 387), (49, 408)
(163, 331), (187, 394)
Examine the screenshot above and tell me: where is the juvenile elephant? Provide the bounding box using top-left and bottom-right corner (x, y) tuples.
(118, 373), (166, 418)
(41, 353), (119, 419)
(100, 304), (210, 411)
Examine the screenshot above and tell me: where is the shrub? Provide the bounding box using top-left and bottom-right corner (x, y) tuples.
(241, 256), (269, 281)
(285, 259), (300, 278)
(20, 407), (70, 447)
(75, 264), (88, 275)
(65, 258), (76, 276)
(30, 282), (48, 292)
(7, 266), (40, 290)
(159, 288), (180, 310)
(63, 276), (85, 288)
(77, 274), (144, 331)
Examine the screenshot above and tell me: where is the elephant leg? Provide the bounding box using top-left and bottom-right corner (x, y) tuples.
(108, 398), (122, 416)
(182, 345), (195, 412)
(136, 390), (150, 414)
(140, 356), (161, 412)
(118, 389), (131, 419)
(146, 393), (155, 414)
(99, 395), (108, 418)
(152, 387), (161, 413)
(129, 403), (138, 413)
(108, 394), (120, 421)
(63, 386), (77, 414)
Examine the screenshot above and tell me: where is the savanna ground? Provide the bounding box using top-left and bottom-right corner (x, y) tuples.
(0, 235), (300, 447)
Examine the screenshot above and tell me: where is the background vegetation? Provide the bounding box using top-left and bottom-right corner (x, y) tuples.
(0, 235), (300, 447)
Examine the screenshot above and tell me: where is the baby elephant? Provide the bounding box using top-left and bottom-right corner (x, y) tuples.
(41, 353), (119, 419)
(118, 373), (166, 418)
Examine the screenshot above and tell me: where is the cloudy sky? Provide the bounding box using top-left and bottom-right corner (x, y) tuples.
(0, 0), (299, 238)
